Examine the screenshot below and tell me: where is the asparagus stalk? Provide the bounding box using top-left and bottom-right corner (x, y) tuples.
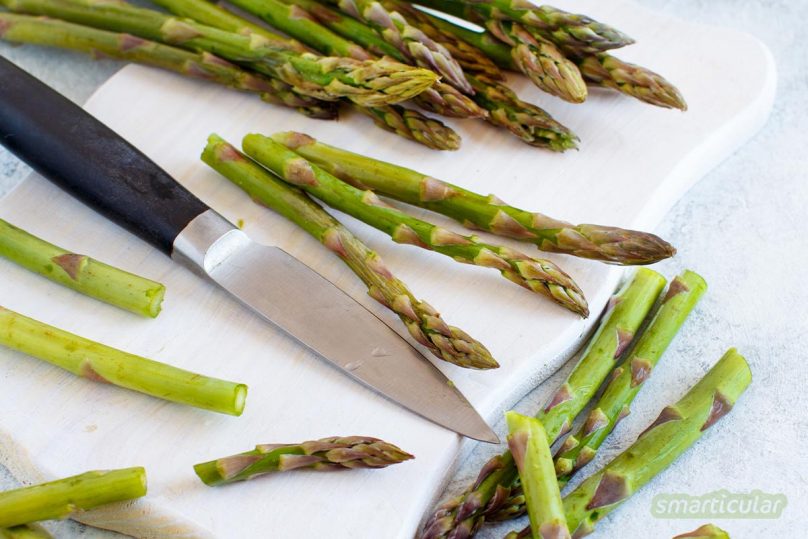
(194, 436), (413, 486)
(380, 0), (503, 80)
(575, 53), (688, 111)
(0, 218), (164, 317)
(563, 348), (751, 536)
(0, 0), (438, 106)
(421, 269), (665, 539)
(0, 525), (53, 539)
(242, 134), (588, 316)
(484, 19), (586, 103)
(274, 0), (486, 119)
(202, 135), (495, 368)
(152, 0), (460, 147)
(673, 524), (731, 539)
(506, 412), (570, 539)
(324, 0), (472, 93)
(491, 270), (707, 521)
(271, 132), (673, 264)
(0, 306), (247, 415)
(414, 0), (633, 56)
(0, 468), (147, 528)
(0, 14), (337, 119)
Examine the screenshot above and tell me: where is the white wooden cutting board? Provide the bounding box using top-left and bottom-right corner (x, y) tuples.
(0, 1), (775, 536)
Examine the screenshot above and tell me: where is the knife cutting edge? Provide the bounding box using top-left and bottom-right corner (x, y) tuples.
(0, 56), (498, 443)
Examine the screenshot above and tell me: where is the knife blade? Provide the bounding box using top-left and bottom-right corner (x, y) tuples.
(0, 56), (498, 443)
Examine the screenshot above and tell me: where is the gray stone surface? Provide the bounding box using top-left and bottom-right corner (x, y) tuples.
(1, 0), (806, 536)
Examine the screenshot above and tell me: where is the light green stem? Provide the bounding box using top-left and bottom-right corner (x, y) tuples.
(0, 218), (164, 317)
(506, 412), (570, 539)
(0, 469), (147, 528)
(0, 524), (53, 539)
(0, 306), (247, 415)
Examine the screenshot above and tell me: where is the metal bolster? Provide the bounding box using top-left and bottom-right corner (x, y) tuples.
(172, 209), (250, 273)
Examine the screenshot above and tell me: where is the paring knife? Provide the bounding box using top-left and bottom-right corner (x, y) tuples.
(0, 57), (498, 443)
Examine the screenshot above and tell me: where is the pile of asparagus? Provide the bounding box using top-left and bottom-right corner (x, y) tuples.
(420, 269), (750, 539)
(0, 0), (685, 150)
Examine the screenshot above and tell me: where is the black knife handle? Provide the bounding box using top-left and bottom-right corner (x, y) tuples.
(0, 56), (209, 255)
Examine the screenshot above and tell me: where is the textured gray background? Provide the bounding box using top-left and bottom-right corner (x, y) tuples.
(1, 0), (805, 537)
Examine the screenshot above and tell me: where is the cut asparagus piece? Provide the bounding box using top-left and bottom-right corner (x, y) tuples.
(0, 0), (438, 106)
(325, 0), (472, 93)
(0, 14), (336, 120)
(506, 412), (570, 539)
(242, 134), (588, 316)
(0, 306), (247, 415)
(673, 524), (731, 539)
(484, 19), (586, 103)
(270, 132), (673, 264)
(564, 349), (751, 537)
(202, 135), (495, 368)
(0, 217), (164, 317)
(421, 269), (665, 539)
(0, 524), (53, 539)
(194, 436), (413, 486)
(556, 270), (707, 478)
(575, 53), (688, 111)
(492, 270), (707, 521)
(0, 468), (147, 528)
(413, 0), (633, 56)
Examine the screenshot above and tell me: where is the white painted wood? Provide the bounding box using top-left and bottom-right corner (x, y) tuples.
(0, 1), (775, 537)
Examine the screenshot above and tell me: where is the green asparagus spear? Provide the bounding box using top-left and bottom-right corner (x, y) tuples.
(273, 0), (486, 119)
(324, 0), (472, 93)
(413, 0), (633, 56)
(484, 19), (586, 102)
(353, 104), (461, 150)
(506, 412), (570, 539)
(380, 0), (503, 80)
(0, 524), (53, 539)
(673, 524), (731, 539)
(194, 436), (413, 486)
(150, 0), (460, 146)
(0, 14), (336, 119)
(421, 269), (665, 539)
(0, 468), (147, 528)
(564, 349), (751, 536)
(271, 132), (673, 264)
(491, 270), (707, 521)
(242, 134), (588, 316)
(202, 135), (495, 368)
(575, 53), (687, 111)
(0, 0), (438, 106)
(0, 218), (164, 317)
(0, 306), (247, 415)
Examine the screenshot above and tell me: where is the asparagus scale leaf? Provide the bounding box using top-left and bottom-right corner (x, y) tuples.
(673, 524), (731, 539)
(420, 269), (666, 538)
(242, 134), (588, 316)
(194, 436), (413, 486)
(270, 132), (673, 264)
(0, 217), (164, 317)
(506, 412), (570, 539)
(0, 468), (147, 528)
(0, 524), (53, 539)
(202, 135), (496, 369)
(0, 306), (247, 415)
